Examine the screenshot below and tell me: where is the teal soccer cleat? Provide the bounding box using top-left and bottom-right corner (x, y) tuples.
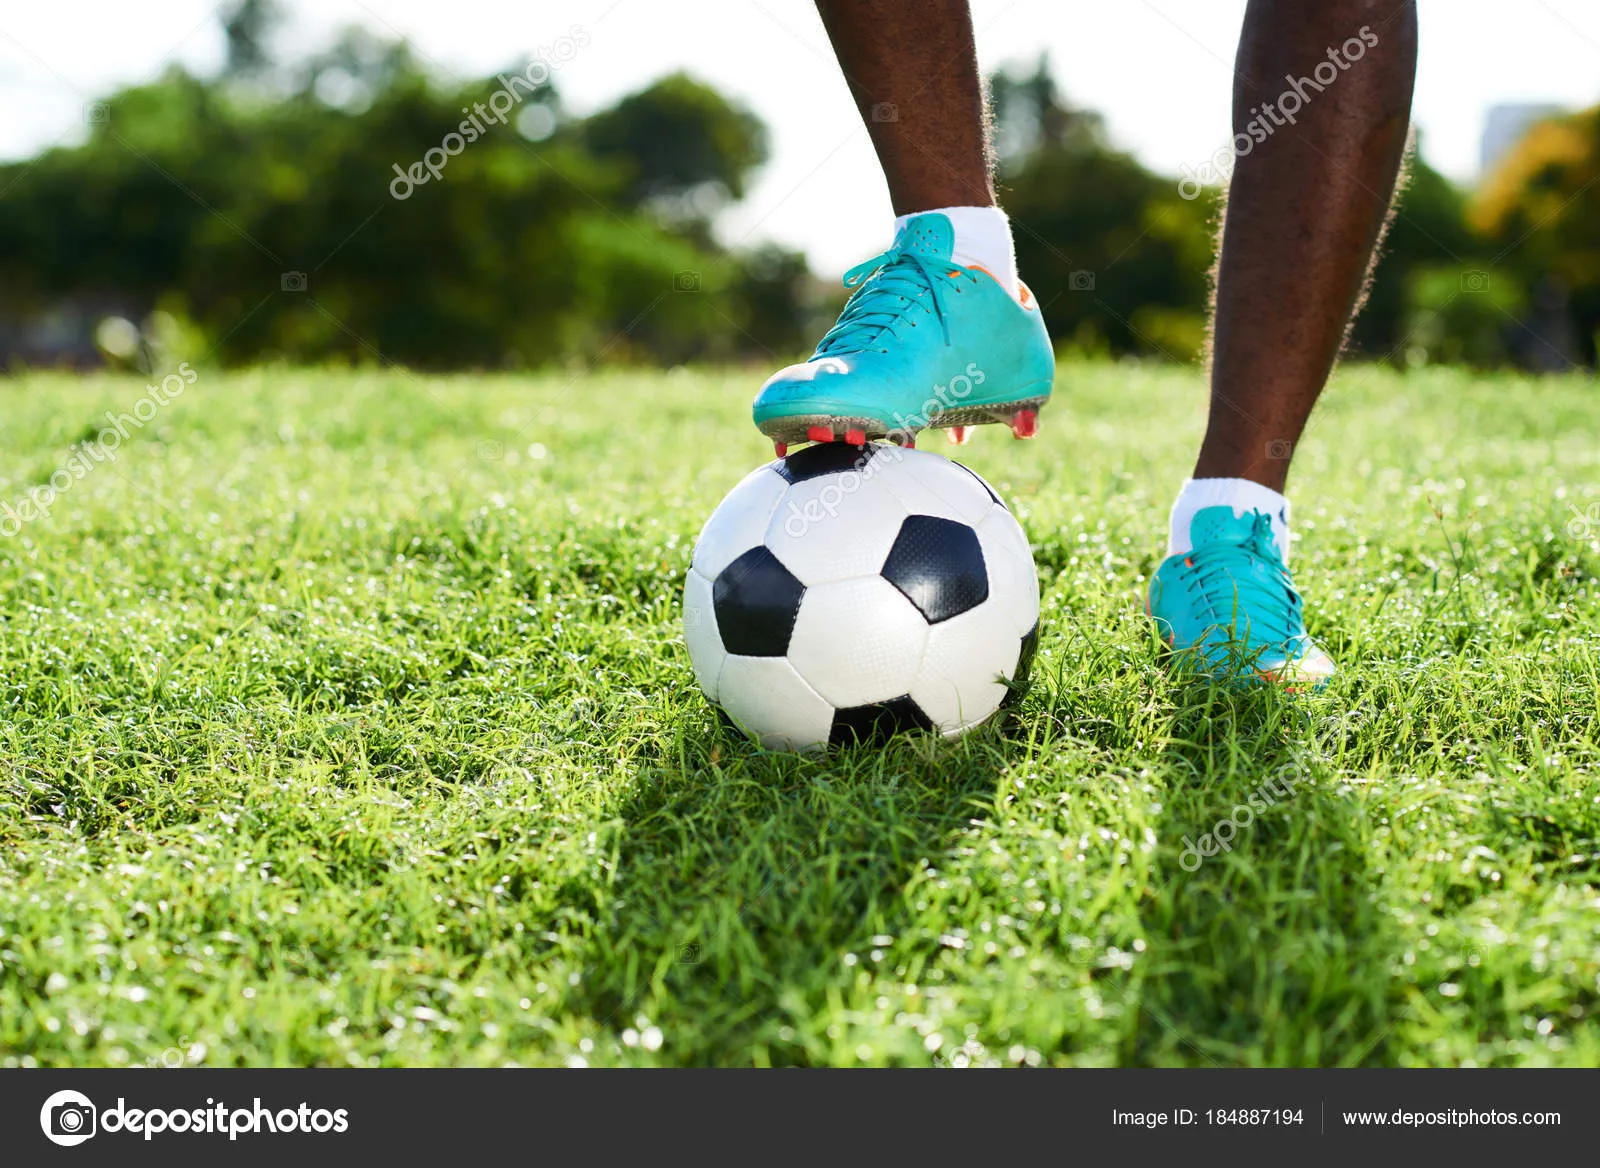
(753, 212), (1055, 455)
(1147, 505), (1336, 690)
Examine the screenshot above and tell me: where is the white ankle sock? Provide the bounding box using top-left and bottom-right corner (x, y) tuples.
(1168, 477), (1292, 562)
(893, 205), (1020, 299)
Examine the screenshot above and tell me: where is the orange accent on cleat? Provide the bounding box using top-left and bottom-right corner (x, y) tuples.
(773, 441), (788, 458)
(947, 425), (970, 445)
(806, 425), (835, 444)
(843, 428), (867, 446)
(1010, 408), (1039, 439)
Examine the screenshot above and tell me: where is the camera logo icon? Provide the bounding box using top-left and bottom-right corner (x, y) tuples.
(672, 270), (701, 292)
(1069, 270), (1095, 292)
(281, 271), (308, 292)
(40, 1090), (97, 1147)
(1460, 270), (1491, 293)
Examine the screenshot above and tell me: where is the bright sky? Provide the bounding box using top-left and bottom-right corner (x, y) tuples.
(4, 1), (1598, 276)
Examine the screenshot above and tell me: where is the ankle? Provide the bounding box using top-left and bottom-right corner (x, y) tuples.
(1168, 477), (1292, 562)
(894, 205), (1020, 299)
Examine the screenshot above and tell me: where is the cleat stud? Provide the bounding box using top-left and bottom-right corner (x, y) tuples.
(806, 425), (835, 444)
(843, 428), (867, 447)
(946, 425), (970, 445)
(1010, 408), (1039, 440)
(773, 441), (789, 458)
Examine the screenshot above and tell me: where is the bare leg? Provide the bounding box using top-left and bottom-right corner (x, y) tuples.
(1196, 0), (1417, 491)
(751, 2), (1039, 455)
(813, 0), (993, 214)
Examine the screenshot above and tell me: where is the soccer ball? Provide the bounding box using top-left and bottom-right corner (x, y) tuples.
(683, 442), (1040, 751)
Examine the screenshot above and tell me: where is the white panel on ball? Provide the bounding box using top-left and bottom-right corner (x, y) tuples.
(975, 508), (1040, 636)
(690, 466), (788, 579)
(681, 568), (725, 701)
(717, 655), (835, 751)
(788, 576), (929, 709)
(892, 450), (996, 526)
(762, 473), (909, 587)
(910, 599), (1022, 732)
(873, 456), (976, 525)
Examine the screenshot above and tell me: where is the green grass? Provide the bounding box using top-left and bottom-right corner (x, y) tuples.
(2, 359), (1599, 1067)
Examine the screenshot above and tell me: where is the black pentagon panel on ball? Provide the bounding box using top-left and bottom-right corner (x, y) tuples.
(713, 546), (807, 656)
(881, 514), (989, 624)
(1001, 621), (1041, 709)
(829, 695), (934, 747)
(772, 441), (879, 484)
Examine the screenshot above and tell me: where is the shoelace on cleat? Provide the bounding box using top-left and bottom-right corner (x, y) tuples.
(814, 244), (974, 356)
(1181, 512), (1305, 648)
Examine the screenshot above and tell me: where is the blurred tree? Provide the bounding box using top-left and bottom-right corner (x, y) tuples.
(991, 57), (1557, 370)
(1400, 263), (1525, 368)
(300, 27), (419, 112)
(221, 0), (285, 78)
(1470, 107), (1600, 367)
(1347, 148), (1483, 360)
(0, 35), (805, 369)
(580, 72), (768, 211)
(728, 244), (815, 358)
(993, 58), (1217, 361)
(991, 55), (1105, 164)
(3, 35), (1551, 373)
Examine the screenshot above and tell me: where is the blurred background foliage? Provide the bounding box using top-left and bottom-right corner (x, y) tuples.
(0, 2), (1595, 374)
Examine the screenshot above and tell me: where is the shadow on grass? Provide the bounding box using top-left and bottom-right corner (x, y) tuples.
(555, 711), (1010, 1063)
(526, 652), (1452, 1066)
(1128, 681), (1406, 1066)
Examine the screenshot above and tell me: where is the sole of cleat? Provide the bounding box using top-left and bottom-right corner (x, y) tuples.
(946, 426), (970, 445)
(1010, 408), (1039, 439)
(756, 395), (1049, 449)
